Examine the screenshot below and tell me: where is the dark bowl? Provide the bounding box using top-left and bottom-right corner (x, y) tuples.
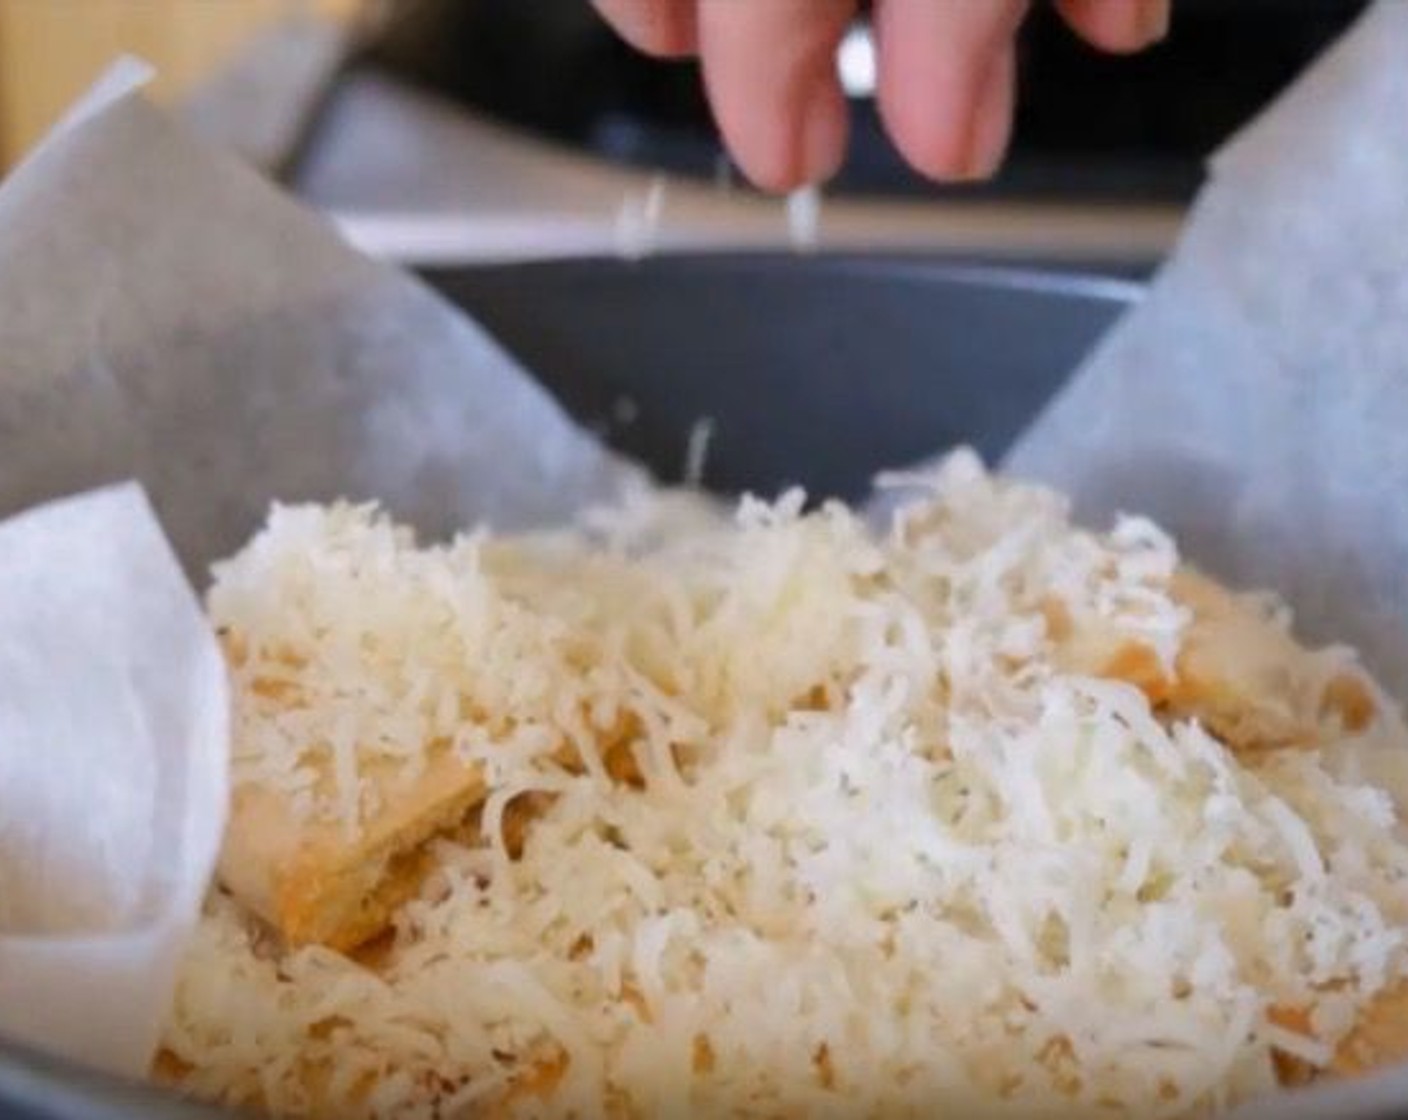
(0, 254), (1132, 1120)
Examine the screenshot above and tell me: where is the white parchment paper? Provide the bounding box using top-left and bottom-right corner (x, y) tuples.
(0, 63), (635, 578)
(0, 485), (227, 1077)
(1009, 1), (1408, 703)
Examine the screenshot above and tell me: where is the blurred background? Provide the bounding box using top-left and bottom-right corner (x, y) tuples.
(0, 0), (1368, 273)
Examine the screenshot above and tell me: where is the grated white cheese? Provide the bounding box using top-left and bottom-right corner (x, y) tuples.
(785, 184), (821, 251)
(614, 174), (668, 260)
(681, 417), (715, 489)
(165, 450), (1408, 1119)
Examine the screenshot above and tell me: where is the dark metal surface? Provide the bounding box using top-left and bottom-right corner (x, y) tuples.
(421, 254), (1137, 502)
(0, 255), (1133, 1119)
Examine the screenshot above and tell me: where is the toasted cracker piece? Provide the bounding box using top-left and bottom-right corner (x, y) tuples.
(219, 632), (623, 952)
(1052, 567), (1375, 752)
(1329, 985), (1408, 1078)
(1266, 1004), (1321, 1087)
(1269, 987), (1408, 1085)
(218, 751), (486, 952)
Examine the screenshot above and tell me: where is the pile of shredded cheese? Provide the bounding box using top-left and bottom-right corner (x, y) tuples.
(162, 451), (1408, 1119)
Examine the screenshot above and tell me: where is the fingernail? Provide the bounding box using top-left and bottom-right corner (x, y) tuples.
(1139, 0), (1170, 45)
(801, 84), (848, 184)
(961, 49), (1015, 181)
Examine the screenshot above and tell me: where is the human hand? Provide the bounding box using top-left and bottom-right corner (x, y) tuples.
(591, 0), (1169, 191)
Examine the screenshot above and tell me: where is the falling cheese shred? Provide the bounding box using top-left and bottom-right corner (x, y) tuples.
(161, 450), (1408, 1119)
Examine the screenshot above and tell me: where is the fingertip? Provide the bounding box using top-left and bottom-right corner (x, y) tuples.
(729, 150), (802, 195)
(874, 0), (1024, 184)
(877, 85), (954, 181)
(593, 0), (699, 59)
(719, 70), (848, 193)
(887, 48), (1014, 183)
(698, 0), (855, 193)
(1057, 0), (1169, 54)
